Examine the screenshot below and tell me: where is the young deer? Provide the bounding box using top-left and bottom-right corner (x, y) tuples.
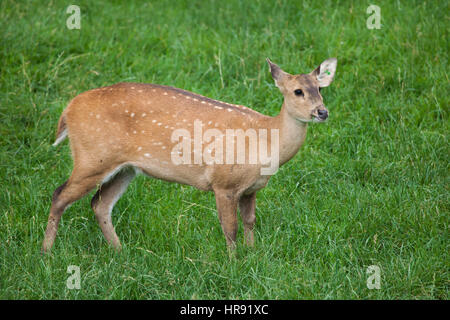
(42, 58), (337, 253)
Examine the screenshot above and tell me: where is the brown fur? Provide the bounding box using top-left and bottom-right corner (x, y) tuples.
(42, 58), (337, 253)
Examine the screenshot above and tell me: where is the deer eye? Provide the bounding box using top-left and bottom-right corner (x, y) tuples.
(294, 89), (304, 96)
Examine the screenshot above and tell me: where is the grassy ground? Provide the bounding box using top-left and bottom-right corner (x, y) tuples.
(0, 0), (448, 299)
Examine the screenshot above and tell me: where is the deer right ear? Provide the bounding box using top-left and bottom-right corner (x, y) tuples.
(311, 58), (337, 88)
(267, 58), (289, 87)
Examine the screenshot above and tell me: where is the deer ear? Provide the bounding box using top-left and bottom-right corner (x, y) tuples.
(311, 58), (337, 87)
(267, 58), (289, 87)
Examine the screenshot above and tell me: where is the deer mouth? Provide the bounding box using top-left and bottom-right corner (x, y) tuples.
(311, 114), (328, 122)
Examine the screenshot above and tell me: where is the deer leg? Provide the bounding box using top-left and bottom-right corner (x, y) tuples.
(214, 189), (239, 249)
(239, 192), (256, 246)
(91, 168), (135, 250)
(42, 168), (104, 253)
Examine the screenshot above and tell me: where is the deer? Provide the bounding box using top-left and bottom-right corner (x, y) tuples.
(42, 58), (337, 253)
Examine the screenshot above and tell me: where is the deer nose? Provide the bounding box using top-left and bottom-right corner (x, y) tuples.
(317, 109), (328, 120)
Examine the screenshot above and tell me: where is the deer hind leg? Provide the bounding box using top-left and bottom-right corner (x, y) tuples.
(90, 167), (135, 250)
(42, 167), (105, 253)
(214, 189), (239, 250)
(239, 192), (256, 246)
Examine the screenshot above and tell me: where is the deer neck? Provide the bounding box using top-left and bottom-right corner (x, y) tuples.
(272, 102), (308, 167)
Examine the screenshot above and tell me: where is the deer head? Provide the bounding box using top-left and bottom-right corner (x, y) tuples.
(267, 58), (337, 123)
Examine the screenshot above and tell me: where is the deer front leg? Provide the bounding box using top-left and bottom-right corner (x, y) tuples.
(214, 189), (239, 250)
(239, 192), (256, 246)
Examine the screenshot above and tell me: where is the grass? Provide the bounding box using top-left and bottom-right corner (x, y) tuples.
(0, 0), (448, 299)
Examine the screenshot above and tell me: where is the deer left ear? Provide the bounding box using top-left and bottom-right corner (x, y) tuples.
(311, 58), (337, 87)
(267, 58), (290, 88)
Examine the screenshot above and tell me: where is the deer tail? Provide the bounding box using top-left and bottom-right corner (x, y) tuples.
(52, 111), (68, 147)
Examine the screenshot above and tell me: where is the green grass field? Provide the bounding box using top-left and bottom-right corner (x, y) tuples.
(0, 0), (448, 299)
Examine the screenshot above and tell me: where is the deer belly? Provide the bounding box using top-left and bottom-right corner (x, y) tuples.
(137, 162), (212, 191)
